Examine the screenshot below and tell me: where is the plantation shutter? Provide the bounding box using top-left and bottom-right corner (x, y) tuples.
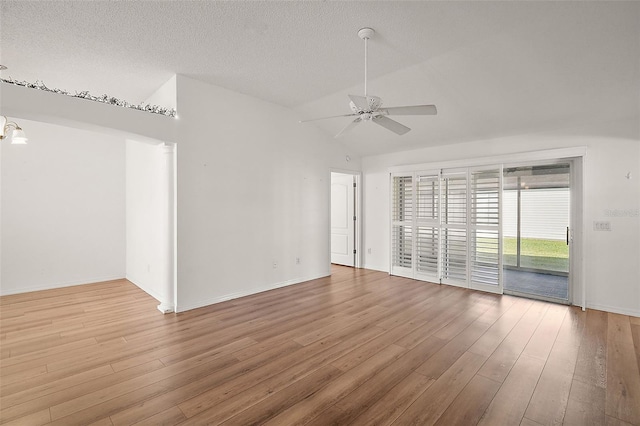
(415, 173), (440, 282)
(391, 174), (413, 278)
(441, 171), (468, 286)
(389, 165), (502, 295)
(469, 167), (502, 293)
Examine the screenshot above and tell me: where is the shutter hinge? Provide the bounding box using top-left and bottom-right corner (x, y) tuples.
(353, 249), (357, 254)
(353, 215), (357, 221)
(353, 182), (357, 188)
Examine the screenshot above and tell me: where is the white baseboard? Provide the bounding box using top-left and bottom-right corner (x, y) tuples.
(175, 273), (330, 313)
(586, 302), (640, 318)
(362, 263), (389, 273)
(125, 277), (162, 304)
(0, 275), (126, 297)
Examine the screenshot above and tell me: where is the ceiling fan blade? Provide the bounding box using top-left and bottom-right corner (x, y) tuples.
(335, 117), (362, 138)
(372, 115), (411, 135)
(299, 113), (358, 123)
(348, 95), (370, 111)
(379, 105), (437, 116)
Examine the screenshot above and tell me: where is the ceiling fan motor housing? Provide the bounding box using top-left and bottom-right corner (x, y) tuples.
(349, 95), (382, 115)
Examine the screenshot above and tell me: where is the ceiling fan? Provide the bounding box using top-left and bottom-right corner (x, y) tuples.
(301, 27), (437, 137)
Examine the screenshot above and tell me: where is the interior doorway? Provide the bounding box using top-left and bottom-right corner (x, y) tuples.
(330, 171), (360, 267)
(502, 163), (570, 303)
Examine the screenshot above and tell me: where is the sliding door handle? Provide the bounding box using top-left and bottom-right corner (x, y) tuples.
(566, 227), (570, 245)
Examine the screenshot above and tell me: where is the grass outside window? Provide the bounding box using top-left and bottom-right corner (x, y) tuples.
(503, 237), (568, 272)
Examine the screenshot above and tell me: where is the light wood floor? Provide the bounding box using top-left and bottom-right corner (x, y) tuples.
(1, 266), (640, 426)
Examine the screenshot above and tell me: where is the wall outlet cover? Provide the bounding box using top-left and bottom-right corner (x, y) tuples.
(593, 221), (611, 231)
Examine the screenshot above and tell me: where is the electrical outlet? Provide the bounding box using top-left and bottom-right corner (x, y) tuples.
(367, 248), (372, 254)
(593, 221), (611, 231)
(272, 261), (278, 269)
(296, 257), (300, 264)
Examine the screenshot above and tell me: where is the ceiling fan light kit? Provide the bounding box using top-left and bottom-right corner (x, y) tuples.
(301, 27), (437, 137)
(0, 115), (28, 144)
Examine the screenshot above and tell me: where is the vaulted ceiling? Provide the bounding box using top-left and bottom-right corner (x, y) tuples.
(1, 1), (638, 156)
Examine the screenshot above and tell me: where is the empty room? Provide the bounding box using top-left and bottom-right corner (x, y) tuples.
(1, 1), (639, 425)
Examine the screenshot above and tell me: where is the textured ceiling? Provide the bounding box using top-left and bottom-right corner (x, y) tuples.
(1, 1), (639, 156)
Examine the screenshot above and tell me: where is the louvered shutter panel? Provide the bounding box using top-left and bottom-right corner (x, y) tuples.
(415, 173), (440, 281)
(389, 166), (503, 295)
(469, 168), (502, 293)
(391, 175), (413, 277)
(441, 172), (467, 286)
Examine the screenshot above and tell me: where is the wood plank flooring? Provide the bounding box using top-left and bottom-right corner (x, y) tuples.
(1, 265), (639, 425)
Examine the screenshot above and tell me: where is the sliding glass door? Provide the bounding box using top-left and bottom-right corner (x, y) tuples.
(502, 163), (570, 302)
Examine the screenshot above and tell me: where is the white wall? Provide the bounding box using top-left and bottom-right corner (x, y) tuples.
(144, 75), (177, 113)
(125, 139), (167, 302)
(1, 83), (173, 302)
(174, 76), (360, 312)
(0, 77), (361, 312)
(0, 119), (126, 295)
(361, 118), (640, 316)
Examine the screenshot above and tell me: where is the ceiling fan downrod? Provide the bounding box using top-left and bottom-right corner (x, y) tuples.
(358, 27), (375, 98)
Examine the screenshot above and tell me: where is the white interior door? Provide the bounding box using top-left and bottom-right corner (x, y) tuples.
(331, 173), (355, 266)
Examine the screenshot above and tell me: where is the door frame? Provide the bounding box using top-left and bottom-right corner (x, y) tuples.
(330, 169), (363, 269)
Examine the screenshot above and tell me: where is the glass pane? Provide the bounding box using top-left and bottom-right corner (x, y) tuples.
(502, 189), (518, 268)
(392, 225), (412, 268)
(417, 175), (438, 220)
(503, 163), (570, 301)
(519, 188), (569, 273)
(443, 174), (466, 225)
(471, 170), (500, 226)
(417, 226), (438, 275)
(392, 176), (413, 222)
(442, 228), (466, 281)
(472, 230), (499, 286)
